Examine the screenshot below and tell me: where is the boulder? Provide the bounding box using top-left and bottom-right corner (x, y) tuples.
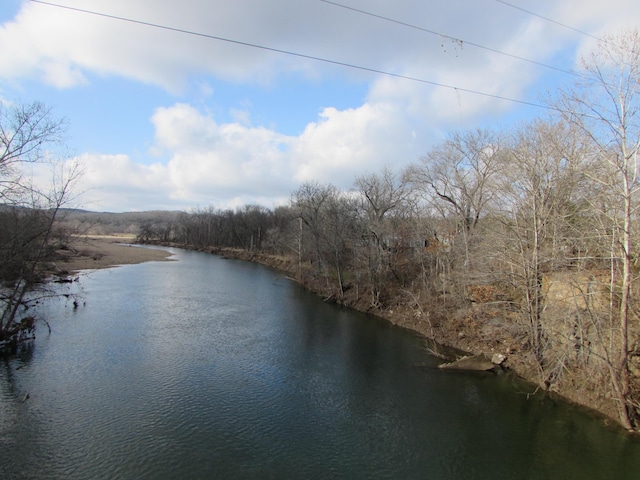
(491, 353), (506, 365)
(438, 354), (495, 372)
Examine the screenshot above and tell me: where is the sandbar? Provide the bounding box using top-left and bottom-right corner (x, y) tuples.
(53, 235), (173, 273)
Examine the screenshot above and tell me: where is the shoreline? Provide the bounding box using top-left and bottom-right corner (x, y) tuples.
(52, 235), (173, 274)
(195, 245), (636, 434)
(58, 239), (636, 434)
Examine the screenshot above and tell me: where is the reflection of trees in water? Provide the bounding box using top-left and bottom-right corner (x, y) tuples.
(0, 347), (34, 404)
(1, 281), (76, 355)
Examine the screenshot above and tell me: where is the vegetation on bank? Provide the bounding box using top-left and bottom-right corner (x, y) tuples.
(135, 32), (640, 431)
(2, 31), (639, 433)
(0, 101), (82, 354)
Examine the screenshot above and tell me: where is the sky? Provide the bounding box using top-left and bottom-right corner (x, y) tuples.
(1, 0), (639, 212)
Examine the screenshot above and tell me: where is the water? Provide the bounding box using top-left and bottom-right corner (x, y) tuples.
(1, 247), (639, 479)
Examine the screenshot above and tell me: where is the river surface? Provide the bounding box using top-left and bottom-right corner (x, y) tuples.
(1, 247), (640, 479)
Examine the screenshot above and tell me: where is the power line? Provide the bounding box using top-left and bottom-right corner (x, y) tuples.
(320, 0), (580, 78)
(493, 0), (603, 42)
(29, 0), (556, 113)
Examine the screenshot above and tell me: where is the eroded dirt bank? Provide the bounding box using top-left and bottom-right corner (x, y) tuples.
(200, 246), (633, 433)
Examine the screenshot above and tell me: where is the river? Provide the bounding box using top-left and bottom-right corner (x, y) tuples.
(1, 247), (639, 479)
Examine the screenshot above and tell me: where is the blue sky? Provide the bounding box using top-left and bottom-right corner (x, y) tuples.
(1, 0), (638, 212)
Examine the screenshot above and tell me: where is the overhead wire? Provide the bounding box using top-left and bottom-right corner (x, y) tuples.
(493, 0), (603, 42)
(29, 0), (557, 113)
(318, 0), (624, 120)
(319, 0), (581, 79)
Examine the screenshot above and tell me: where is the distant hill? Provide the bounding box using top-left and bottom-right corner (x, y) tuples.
(56, 209), (182, 236)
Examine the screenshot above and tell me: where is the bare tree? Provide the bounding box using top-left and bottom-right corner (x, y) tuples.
(354, 167), (410, 306)
(291, 182), (337, 280)
(354, 167), (410, 243)
(0, 102), (80, 353)
(405, 129), (504, 303)
(555, 29), (640, 429)
(322, 192), (359, 298)
(491, 119), (587, 377)
(1, 101), (66, 176)
(407, 129), (503, 232)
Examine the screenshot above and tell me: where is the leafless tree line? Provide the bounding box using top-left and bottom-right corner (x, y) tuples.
(2, 30), (636, 429)
(166, 31), (640, 429)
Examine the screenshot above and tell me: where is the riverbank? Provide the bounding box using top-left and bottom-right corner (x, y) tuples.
(197, 245), (632, 433)
(8, 246), (639, 479)
(52, 235), (173, 274)
(78, 239), (631, 432)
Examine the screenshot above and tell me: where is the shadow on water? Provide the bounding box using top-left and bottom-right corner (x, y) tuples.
(1, 248), (640, 479)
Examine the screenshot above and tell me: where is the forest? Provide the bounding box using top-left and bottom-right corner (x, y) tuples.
(2, 31), (639, 431)
(142, 119), (639, 431)
(136, 32), (640, 431)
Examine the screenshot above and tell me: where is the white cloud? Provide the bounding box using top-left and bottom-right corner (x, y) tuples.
(290, 103), (425, 187)
(72, 153), (170, 211)
(153, 104), (294, 206)
(59, 101), (427, 211)
(0, 0), (626, 91)
(3, 1), (639, 104)
(4, 1), (640, 211)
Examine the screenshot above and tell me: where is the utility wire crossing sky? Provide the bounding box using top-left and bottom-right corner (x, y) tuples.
(28, 0), (563, 110)
(1, 0), (638, 212)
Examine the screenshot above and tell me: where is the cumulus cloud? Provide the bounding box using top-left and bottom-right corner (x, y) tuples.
(47, 105), (293, 211)
(68, 154), (171, 211)
(59, 100), (427, 211)
(152, 104), (293, 196)
(4, 0), (640, 211)
(4, 0), (635, 92)
(290, 103), (424, 186)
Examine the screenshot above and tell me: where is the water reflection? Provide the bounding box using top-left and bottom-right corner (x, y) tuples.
(1, 247), (639, 479)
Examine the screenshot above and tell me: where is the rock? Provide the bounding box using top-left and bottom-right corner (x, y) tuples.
(438, 354), (495, 372)
(491, 353), (506, 365)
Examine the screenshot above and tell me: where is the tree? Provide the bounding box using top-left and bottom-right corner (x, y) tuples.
(555, 30), (640, 430)
(291, 182), (337, 279)
(234, 204), (273, 251)
(0, 101), (79, 353)
(320, 191), (359, 298)
(354, 167), (410, 306)
(491, 119), (587, 376)
(407, 129), (502, 232)
(1, 101), (65, 173)
(405, 129), (503, 301)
